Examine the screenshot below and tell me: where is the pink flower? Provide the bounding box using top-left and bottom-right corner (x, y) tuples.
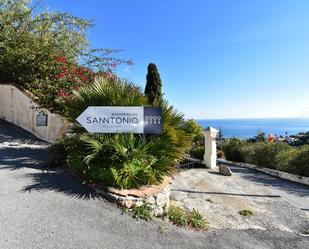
(55, 56), (67, 64)
(57, 91), (68, 97)
(55, 72), (65, 79)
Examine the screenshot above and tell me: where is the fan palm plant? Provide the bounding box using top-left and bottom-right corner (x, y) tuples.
(64, 76), (148, 122)
(63, 75), (191, 189)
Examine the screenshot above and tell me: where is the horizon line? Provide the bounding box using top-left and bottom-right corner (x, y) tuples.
(191, 116), (309, 120)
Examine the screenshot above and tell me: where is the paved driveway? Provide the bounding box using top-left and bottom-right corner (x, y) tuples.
(226, 165), (309, 211)
(0, 119), (308, 249)
(171, 167), (309, 232)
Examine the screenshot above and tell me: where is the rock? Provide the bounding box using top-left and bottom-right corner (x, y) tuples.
(145, 196), (156, 205)
(118, 200), (134, 208)
(134, 201), (144, 207)
(164, 197), (170, 209)
(151, 205), (164, 216)
(219, 164), (232, 176)
(156, 193), (167, 207)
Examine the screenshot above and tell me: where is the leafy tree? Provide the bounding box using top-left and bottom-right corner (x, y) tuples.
(0, 0), (132, 112)
(222, 138), (246, 162)
(183, 119), (203, 138)
(144, 63), (162, 105)
(182, 119), (204, 145)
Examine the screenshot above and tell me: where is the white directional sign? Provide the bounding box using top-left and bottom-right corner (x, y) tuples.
(76, 106), (144, 133)
(76, 106), (163, 134)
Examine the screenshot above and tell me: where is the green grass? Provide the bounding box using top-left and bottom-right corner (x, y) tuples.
(167, 205), (188, 226)
(131, 203), (153, 221)
(167, 205), (208, 231)
(159, 225), (169, 234)
(189, 209), (208, 230)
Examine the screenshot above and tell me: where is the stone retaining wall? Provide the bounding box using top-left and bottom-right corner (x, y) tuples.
(89, 177), (172, 216)
(218, 158), (309, 186)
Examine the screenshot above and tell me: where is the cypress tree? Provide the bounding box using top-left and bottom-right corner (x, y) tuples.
(144, 63), (162, 105)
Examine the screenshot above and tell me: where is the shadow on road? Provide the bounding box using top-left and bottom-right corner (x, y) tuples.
(21, 169), (98, 200)
(0, 118), (49, 170)
(0, 147), (49, 170)
(0, 119), (99, 200)
(0, 118), (46, 143)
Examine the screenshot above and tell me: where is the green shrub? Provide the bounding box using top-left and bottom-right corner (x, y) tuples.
(223, 140), (290, 169)
(252, 142), (290, 169)
(189, 146), (204, 160)
(277, 145), (309, 177)
(276, 147), (298, 173)
(240, 142), (256, 164)
(183, 119), (204, 146)
(167, 205), (188, 226)
(48, 139), (67, 167)
(64, 76), (191, 189)
(131, 203), (153, 221)
(290, 145), (309, 177)
(67, 133), (173, 189)
(168, 205), (208, 230)
(222, 138), (246, 162)
(188, 209), (208, 230)
(64, 76), (148, 122)
(223, 138), (309, 177)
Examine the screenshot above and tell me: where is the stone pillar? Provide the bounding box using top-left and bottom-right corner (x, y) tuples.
(204, 127), (217, 169)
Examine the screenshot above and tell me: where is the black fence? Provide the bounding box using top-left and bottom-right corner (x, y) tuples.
(177, 146), (205, 169)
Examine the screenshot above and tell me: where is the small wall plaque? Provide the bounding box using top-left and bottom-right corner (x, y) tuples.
(36, 112), (48, 126)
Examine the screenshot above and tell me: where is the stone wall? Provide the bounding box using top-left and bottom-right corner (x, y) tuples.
(90, 177), (172, 216)
(0, 83), (69, 142)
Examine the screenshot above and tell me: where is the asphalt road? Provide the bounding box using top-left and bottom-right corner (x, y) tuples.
(228, 165), (309, 211)
(0, 119), (308, 249)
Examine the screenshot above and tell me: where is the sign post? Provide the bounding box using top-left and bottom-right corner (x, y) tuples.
(76, 106), (162, 134)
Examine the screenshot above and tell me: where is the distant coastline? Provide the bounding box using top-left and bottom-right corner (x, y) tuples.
(197, 118), (309, 138)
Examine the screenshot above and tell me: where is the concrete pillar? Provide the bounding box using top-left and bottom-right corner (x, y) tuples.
(204, 127), (217, 169)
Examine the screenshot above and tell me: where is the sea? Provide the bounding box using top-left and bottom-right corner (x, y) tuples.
(197, 118), (309, 139)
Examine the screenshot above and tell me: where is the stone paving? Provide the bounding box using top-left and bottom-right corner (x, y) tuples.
(171, 167), (309, 234)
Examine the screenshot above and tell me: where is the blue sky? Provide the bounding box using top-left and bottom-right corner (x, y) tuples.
(43, 0), (309, 119)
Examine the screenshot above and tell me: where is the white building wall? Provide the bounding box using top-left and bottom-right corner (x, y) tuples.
(0, 84), (69, 142)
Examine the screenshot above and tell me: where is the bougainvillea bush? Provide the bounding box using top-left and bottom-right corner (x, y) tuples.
(29, 56), (96, 113)
(0, 0), (132, 113)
